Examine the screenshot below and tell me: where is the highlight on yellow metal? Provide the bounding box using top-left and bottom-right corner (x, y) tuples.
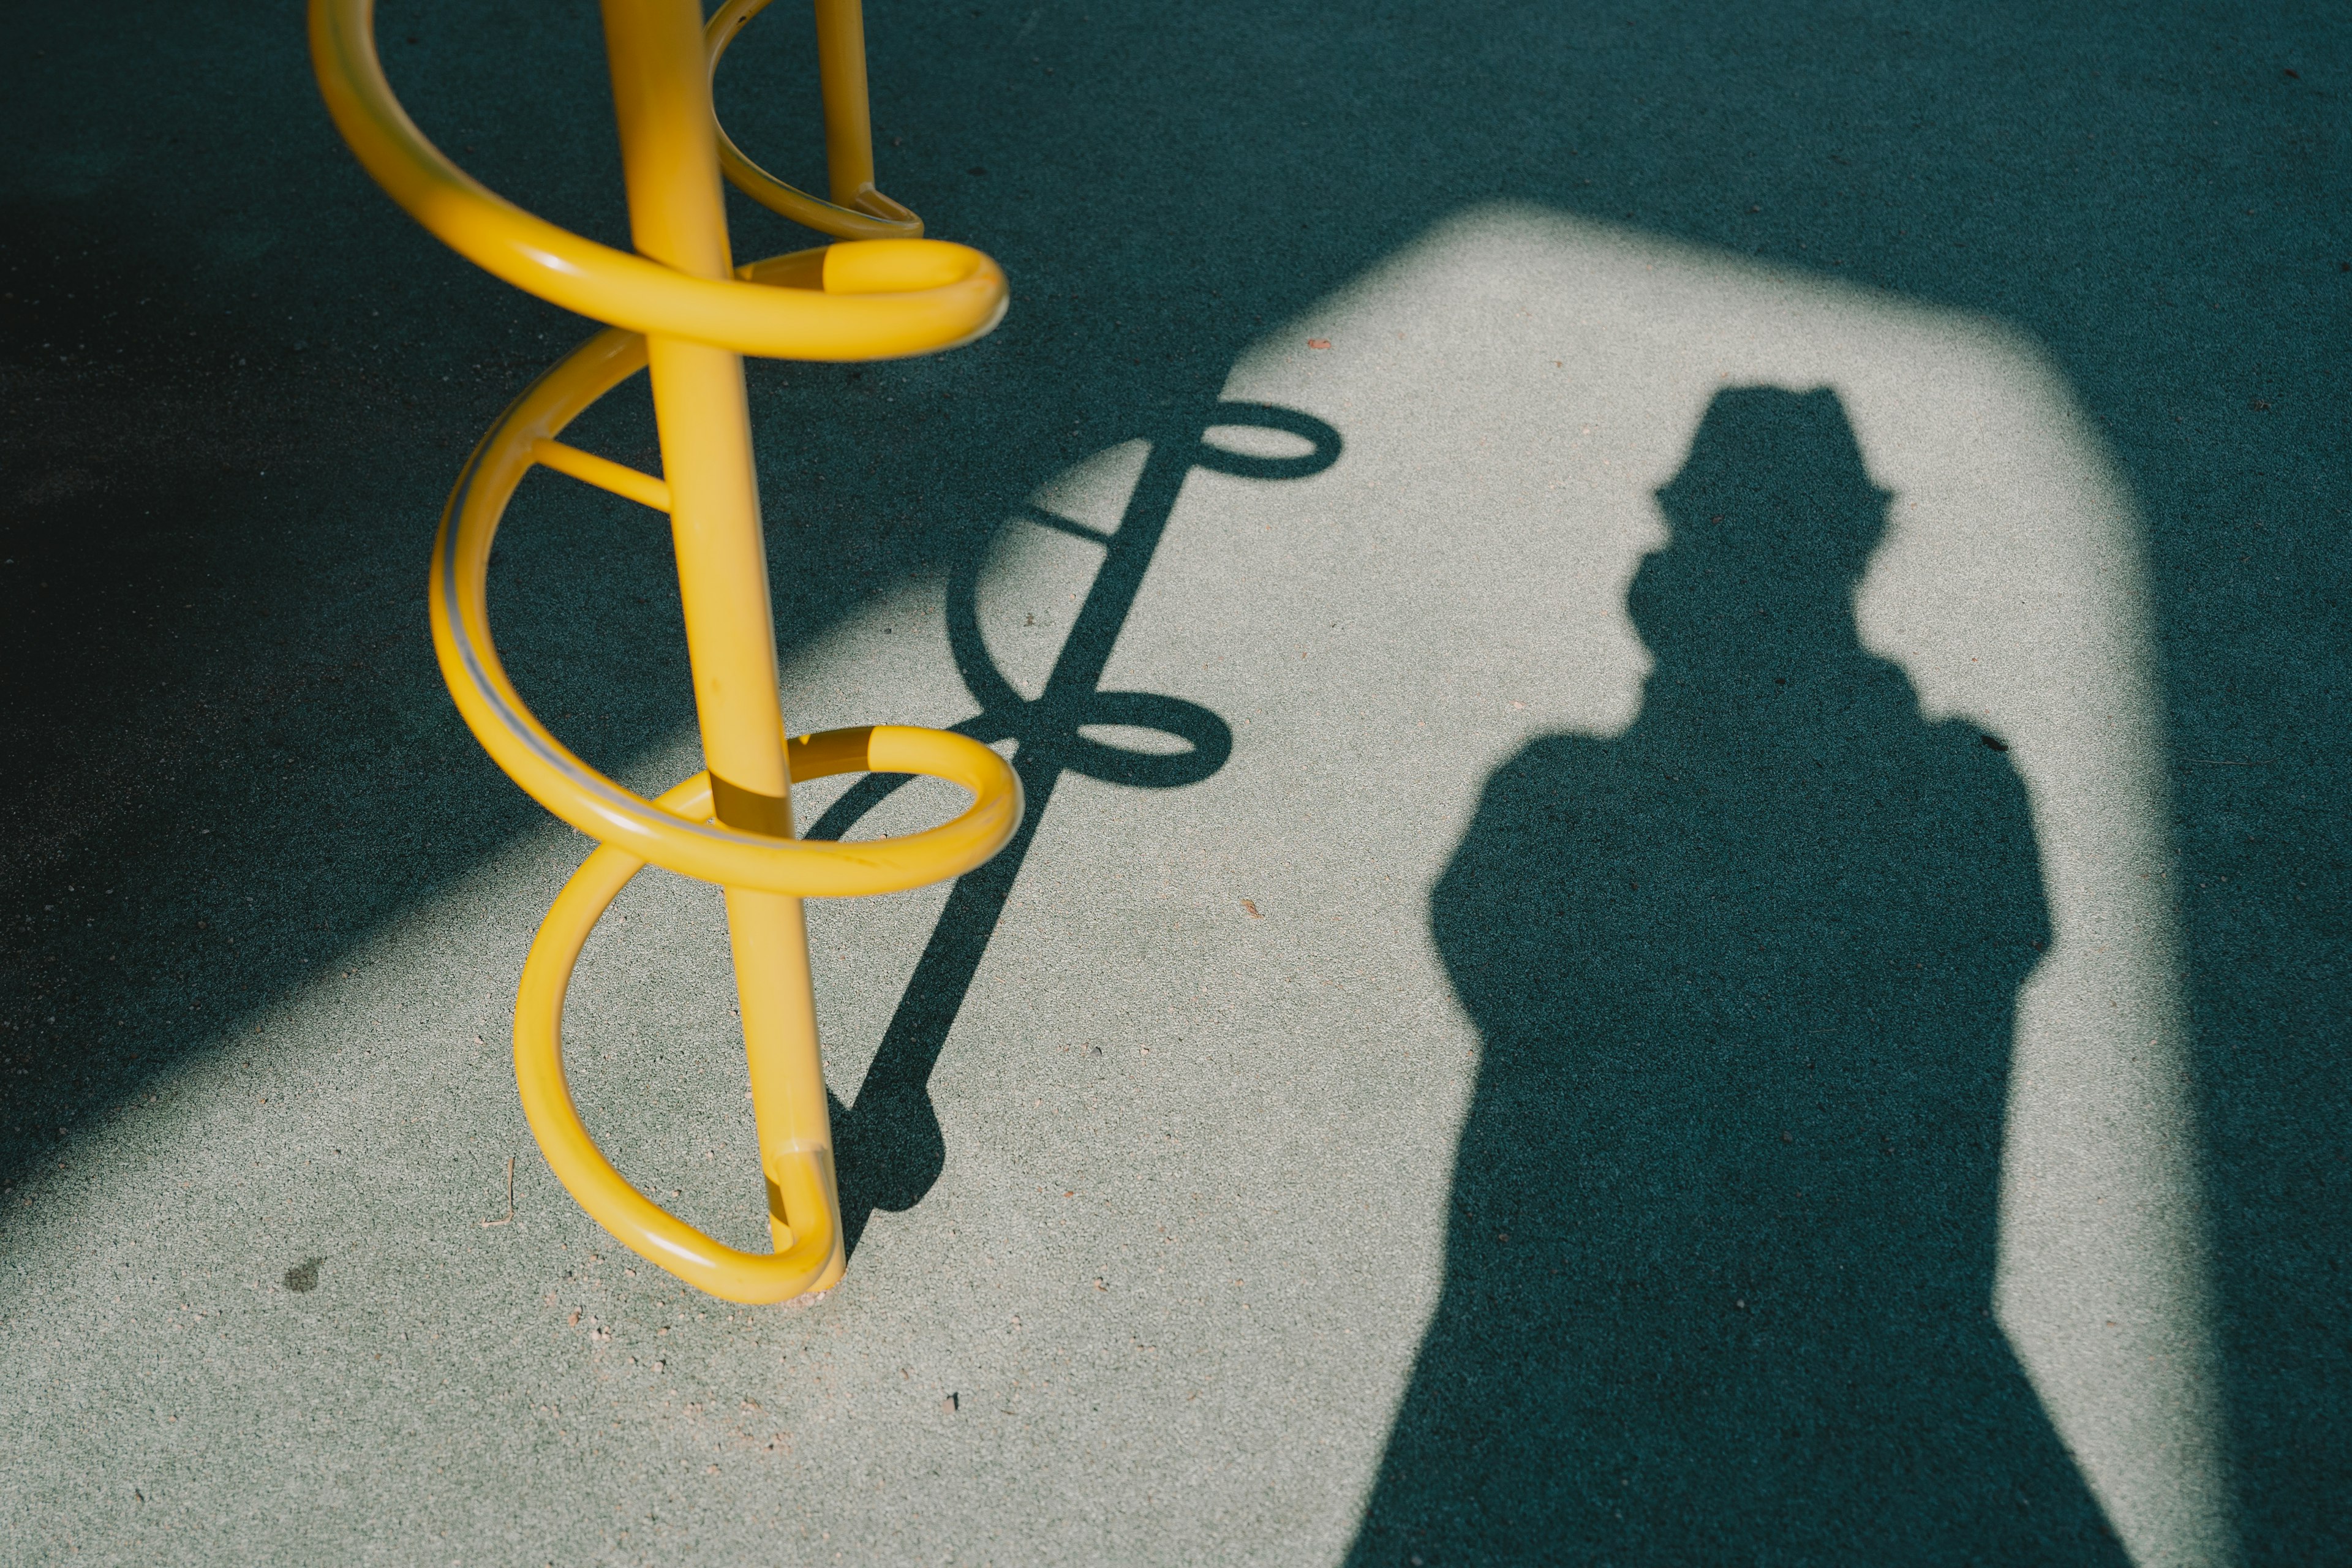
(309, 0), (1021, 1303)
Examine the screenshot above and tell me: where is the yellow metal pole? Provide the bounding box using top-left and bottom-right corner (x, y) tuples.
(812, 0), (878, 206)
(601, 0), (845, 1293)
(310, 0), (1016, 1303)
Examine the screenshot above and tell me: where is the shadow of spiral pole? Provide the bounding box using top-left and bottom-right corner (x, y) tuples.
(805, 399), (1342, 1251)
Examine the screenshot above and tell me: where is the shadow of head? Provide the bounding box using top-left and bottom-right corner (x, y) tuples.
(1634, 385), (1893, 673)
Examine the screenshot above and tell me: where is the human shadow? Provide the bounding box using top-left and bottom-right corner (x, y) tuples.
(1348, 388), (2128, 1565)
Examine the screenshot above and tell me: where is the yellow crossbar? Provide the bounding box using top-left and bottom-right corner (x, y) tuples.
(530, 438), (673, 513)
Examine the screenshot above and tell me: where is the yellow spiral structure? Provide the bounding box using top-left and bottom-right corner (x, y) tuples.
(310, 0), (1022, 1302)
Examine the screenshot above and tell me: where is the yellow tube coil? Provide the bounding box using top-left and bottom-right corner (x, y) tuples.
(311, 0), (1021, 1302)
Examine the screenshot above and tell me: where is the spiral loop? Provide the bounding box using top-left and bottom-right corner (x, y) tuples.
(312, 0), (1020, 1302)
(427, 328), (1022, 900)
(309, 0), (1005, 358)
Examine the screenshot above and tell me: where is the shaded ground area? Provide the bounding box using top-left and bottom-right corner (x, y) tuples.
(1, 0), (2344, 1561)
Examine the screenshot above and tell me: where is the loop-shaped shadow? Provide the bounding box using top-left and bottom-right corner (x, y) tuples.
(810, 399), (1334, 840)
(1194, 401), (1348, 480)
(1035, 690), (1232, 790)
(799, 662), (1234, 843)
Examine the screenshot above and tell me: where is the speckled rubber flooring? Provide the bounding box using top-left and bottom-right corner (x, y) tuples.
(1, 3), (2343, 1564)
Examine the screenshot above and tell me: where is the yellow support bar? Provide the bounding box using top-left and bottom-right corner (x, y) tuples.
(310, 0), (1020, 1305)
(704, 0), (923, 239)
(530, 439), (673, 513)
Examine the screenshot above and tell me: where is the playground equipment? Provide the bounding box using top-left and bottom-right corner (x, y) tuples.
(309, 0), (1021, 1302)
